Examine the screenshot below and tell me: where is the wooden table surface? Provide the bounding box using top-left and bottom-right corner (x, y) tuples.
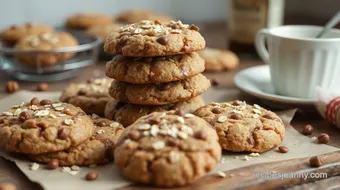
(1, 23), (340, 190)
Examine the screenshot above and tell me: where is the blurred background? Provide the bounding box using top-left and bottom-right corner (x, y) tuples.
(0, 0), (339, 29)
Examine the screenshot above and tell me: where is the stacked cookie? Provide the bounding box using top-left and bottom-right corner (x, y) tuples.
(104, 20), (210, 126)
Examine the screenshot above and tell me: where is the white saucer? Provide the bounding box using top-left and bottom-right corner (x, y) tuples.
(234, 65), (316, 106)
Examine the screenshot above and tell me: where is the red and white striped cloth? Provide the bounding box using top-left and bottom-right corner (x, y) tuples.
(316, 88), (340, 128)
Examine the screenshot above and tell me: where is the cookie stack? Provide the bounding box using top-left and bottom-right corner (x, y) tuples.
(103, 20), (210, 126)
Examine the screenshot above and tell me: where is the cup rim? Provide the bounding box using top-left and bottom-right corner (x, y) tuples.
(268, 25), (340, 42)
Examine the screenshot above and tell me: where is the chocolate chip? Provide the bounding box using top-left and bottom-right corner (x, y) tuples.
(97, 120), (107, 127)
(303, 124), (314, 135)
(40, 99), (52, 106)
(262, 114), (274, 120)
(144, 57), (153, 62)
(232, 101), (240, 106)
(309, 156), (323, 167)
(5, 81), (19, 93)
(318, 133), (330, 144)
(30, 97), (39, 105)
(128, 130), (140, 141)
(278, 146), (288, 153)
(47, 159), (59, 169)
(0, 183), (16, 190)
(37, 82), (48, 91)
(166, 138), (178, 147)
(87, 79), (93, 84)
(86, 171), (99, 181)
(149, 117), (160, 125)
(154, 20), (162, 25)
(194, 131), (208, 140)
(37, 122), (48, 129)
(211, 107), (222, 114)
(170, 24), (180, 29)
(58, 128), (69, 140)
(77, 89), (86, 95)
(23, 120), (37, 129)
(159, 83), (171, 91)
(189, 24), (199, 31)
(211, 79), (219, 87)
(18, 111), (30, 122)
(230, 113), (243, 120)
(156, 36), (168, 45)
(174, 109), (185, 116)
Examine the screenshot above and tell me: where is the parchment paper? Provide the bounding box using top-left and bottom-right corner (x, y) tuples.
(0, 89), (338, 190)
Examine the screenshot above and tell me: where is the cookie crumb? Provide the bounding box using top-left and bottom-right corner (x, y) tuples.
(30, 163), (40, 171)
(243, 156), (250, 161)
(71, 165), (80, 171)
(61, 167), (71, 173)
(311, 136), (318, 142)
(216, 171), (226, 178)
(249, 153), (260, 157)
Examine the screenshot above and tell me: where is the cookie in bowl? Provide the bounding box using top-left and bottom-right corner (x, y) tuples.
(14, 32), (79, 67)
(0, 23), (53, 46)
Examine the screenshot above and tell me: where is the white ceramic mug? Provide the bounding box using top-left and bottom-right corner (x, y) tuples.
(255, 25), (340, 99)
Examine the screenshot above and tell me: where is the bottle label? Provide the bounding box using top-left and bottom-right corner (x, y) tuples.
(229, 0), (268, 44)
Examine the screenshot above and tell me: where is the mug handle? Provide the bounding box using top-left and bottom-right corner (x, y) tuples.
(255, 28), (270, 64)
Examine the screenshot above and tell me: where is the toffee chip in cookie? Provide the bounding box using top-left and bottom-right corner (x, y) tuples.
(0, 98), (94, 154)
(109, 74), (210, 105)
(114, 111), (221, 187)
(29, 115), (124, 166)
(104, 20), (206, 57)
(15, 32), (78, 67)
(105, 96), (205, 127)
(60, 78), (113, 115)
(0, 23), (52, 46)
(106, 52), (205, 84)
(194, 101), (285, 153)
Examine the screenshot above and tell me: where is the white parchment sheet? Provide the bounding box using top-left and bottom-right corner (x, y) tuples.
(0, 89), (338, 190)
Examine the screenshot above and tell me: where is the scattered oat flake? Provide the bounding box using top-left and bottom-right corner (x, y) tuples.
(55, 107), (64, 111)
(12, 105), (19, 109)
(20, 102), (25, 107)
(254, 104), (262, 109)
(218, 116), (228, 123)
(52, 103), (62, 107)
(49, 114), (57, 118)
(30, 105), (38, 110)
(143, 131), (150, 136)
(63, 119), (74, 126)
(216, 171), (226, 178)
(181, 125), (193, 135)
(34, 110), (49, 117)
(184, 113), (195, 118)
(138, 124), (151, 130)
(249, 153), (260, 157)
(252, 114), (259, 118)
(176, 117), (185, 124)
(96, 129), (105, 134)
(69, 171), (79, 175)
(152, 141), (165, 150)
(13, 109), (22, 116)
(134, 28), (143, 34)
(61, 167), (71, 172)
(2, 111), (13, 116)
(150, 125), (159, 137)
(243, 156), (250, 161)
(58, 113), (67, 117)
(177, 131), (188, 139)
(110, 122), (120, 127)
(311, 136), (318, 141)
(253, 109), (262, 114)
(71, 165), (80, 171)
(30, 163), (40, 171)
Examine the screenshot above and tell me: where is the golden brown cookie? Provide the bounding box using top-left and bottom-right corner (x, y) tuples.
(29, 115), (124, 166)
(0, 23), (53, 46)
(194, 101), (285, 153)
(104, 20), (205, 57)
(198, 47), (239, 71)
(109, 74), (210, 105)
(114, 9), (174, 24)
(86, 23), (122, 39)
(59, 78), (113, 115)
(0, 98), (94, 154)
(15, 32), (79, 67)
(66, 13), (113, 30)
(114, 111), (221, 187)
(106, 52), (205, 84)
(105, 96), (205, 127)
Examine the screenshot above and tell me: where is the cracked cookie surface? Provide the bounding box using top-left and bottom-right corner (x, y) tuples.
(60, 78), (113, 115)
(109, 74), (210, 105)
(29, 115), (124, 166)
(0, 98), (94, 154)
(106, 52), (204, 84)
(194, 101), (285, 153)
(105, 96), (205, 127)
(104, 20), (205, 57)
(114, 110), (221, 187)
